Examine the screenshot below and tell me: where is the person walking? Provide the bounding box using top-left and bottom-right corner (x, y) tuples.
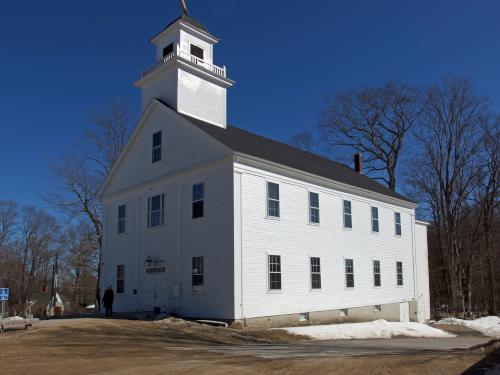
(102, 285), (115, 318)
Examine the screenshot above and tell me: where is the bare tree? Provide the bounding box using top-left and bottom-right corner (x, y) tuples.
(318, 80), (422, 190)
(46, 100), (131, 309)
(408, 78), (491, 313)
(0, 200), (17, 249)
(290, 130), (319, 153)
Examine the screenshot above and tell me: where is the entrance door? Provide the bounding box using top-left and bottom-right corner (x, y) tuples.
(141, 260), (168, 312)
(399, 302), (410, 322)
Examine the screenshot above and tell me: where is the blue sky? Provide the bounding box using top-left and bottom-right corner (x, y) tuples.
(1, 0), (499, 210)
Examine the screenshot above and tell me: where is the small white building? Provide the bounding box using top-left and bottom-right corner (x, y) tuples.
(99, 9), (430, 327)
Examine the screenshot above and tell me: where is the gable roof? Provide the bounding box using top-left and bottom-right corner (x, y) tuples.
(176, 112), (414, 205)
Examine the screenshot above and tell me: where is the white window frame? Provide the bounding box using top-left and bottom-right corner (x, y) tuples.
(373, 259), (381, 287)
(345, 258), (354, 288)
(396, 261), (403, 286)
(268, 254), (282, 291)
(309, 192), (320, 224)
(147, 193), (165, 228)
(117, 204), (126, 234)
(192, 182), (205, 219)
(310, 256), (321, 290)
(343, 200), (352, 229)
(395, 212), (402, 236)
(371, 206), (379, 233)
(152, 131), (162, 164)
(266, 181), (280, 219)
(117, 265), (125, 294)
(192, 256), (204, 293)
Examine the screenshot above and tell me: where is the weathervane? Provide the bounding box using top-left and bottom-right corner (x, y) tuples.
(181, 0), (189, 16)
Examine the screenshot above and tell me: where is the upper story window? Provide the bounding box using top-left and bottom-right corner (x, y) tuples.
(190, 44), (204, 60)
(310, 257), (321, 289)
(152, 131), (162, 163)
(267, 182), (280, 218)
(371, 206), (379, 233)
(192, 183), (204, 219)
(147, 194), (165, 228)
(373, 260), (381, 287)
(268, 254), (282, 291)
(309, 192), (320, 224)
(117, 204), (126, 234)
(343, 200), (352, 229)
(192, 256), (204, 293)
(395, 212), (402, 236)
(163, 43), (174, 57)
(345, 258), (354, 288)
(396, 261), (404, 286)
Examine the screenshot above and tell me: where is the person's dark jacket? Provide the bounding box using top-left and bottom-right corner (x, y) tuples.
(102, 289), (114, 308)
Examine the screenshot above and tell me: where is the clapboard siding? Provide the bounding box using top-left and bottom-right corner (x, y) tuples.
(234, 164), (416, 319)
(177, 69), (227, 127)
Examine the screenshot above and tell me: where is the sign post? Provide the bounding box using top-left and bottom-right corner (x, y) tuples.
(0, 288), (9, 334)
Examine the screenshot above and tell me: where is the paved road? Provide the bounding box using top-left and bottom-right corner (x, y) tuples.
(207, 336), (493, 358)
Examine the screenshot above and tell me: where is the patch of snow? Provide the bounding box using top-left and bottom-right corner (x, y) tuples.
(85, 304), (96, 309)
(4, 316), (24, 321)
(436, 316), (500, 338)
(281, 319), (455, 340)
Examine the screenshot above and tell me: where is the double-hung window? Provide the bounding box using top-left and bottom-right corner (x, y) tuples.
(267, 182), (280, 218)
(147, 194), (165, 228)
(395, 212), (402, 236)
(192, 183), (204, 219)
(309, 192), (320, 224)
(396, 261), (403, 286)
(117, 265), (125, 294)
(190, 44), (204, 60)
(152, 131), (162, 163)
(373, 260), (381, 287)
(310, 257), (321, 289)
(345, 259), (354, 288)
(192, 256), (204, 292)
(371, 207), (379, 233)
(117, 204), (126, 234)
(268, 255), (281, 290)
(343, 200), (352, 229)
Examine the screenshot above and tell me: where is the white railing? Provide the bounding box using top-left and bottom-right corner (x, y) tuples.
(141, 44), (227, 78)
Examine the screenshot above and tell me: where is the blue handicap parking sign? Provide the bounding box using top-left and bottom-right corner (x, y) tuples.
(0, 288), (8, 301)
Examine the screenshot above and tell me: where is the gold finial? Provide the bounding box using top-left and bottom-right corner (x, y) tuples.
(181, 0), (189, 16)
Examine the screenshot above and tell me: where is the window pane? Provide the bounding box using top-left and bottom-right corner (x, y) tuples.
(371, 207), (378, 220)
(163, 43), (173, 57)
(345, 259), (354, 287)
(309, 192), (319, 208)
(344, 201), (352, 228)
(192, 201), (204, 219)
(193, 183), (204, 201)
(343, 200), (351, 214)
(118, 205), (126, 219)
(268, 182), (279, 200)
(153, 131), (162, 147)
(117, 265), (125, 293)
(190, 44), (204, 59)
(192, 257), (204, 292)
(269, 255), (281, 290)
(268, 199), (280, 218)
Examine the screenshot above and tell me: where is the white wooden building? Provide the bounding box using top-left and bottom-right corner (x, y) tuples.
(98, 9), (430, 327)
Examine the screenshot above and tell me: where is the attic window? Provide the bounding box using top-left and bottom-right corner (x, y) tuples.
(190, 44), (204, 60)
(163, 43), (174, 58)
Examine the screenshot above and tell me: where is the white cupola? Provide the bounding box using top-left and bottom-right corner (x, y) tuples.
(135, 4), (234, 128)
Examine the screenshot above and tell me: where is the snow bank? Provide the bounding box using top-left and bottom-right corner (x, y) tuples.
(281, 319), (455, 340)
(4, 316), (24, 321)
(436, 316), (500, 338)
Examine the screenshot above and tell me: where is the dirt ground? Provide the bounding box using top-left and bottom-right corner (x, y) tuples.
(0, 318), (490, 375)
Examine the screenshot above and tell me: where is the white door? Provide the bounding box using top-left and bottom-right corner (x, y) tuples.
(399, 302), (410, 322)
(141, 268), (168, 312)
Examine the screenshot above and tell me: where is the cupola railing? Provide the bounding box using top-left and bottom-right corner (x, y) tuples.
(141, 43), (227, 78)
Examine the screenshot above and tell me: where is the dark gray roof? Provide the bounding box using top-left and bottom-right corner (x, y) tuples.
(178, 113), (414, 204)
(151, 14), (211, 41)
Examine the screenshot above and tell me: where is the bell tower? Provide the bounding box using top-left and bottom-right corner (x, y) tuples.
(135, 3), (234, 128)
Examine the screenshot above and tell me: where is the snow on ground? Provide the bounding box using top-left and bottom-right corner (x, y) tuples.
(281, 319), (455, 340)
(4, 316), (24, 321)
(436, 316), (500, 338)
